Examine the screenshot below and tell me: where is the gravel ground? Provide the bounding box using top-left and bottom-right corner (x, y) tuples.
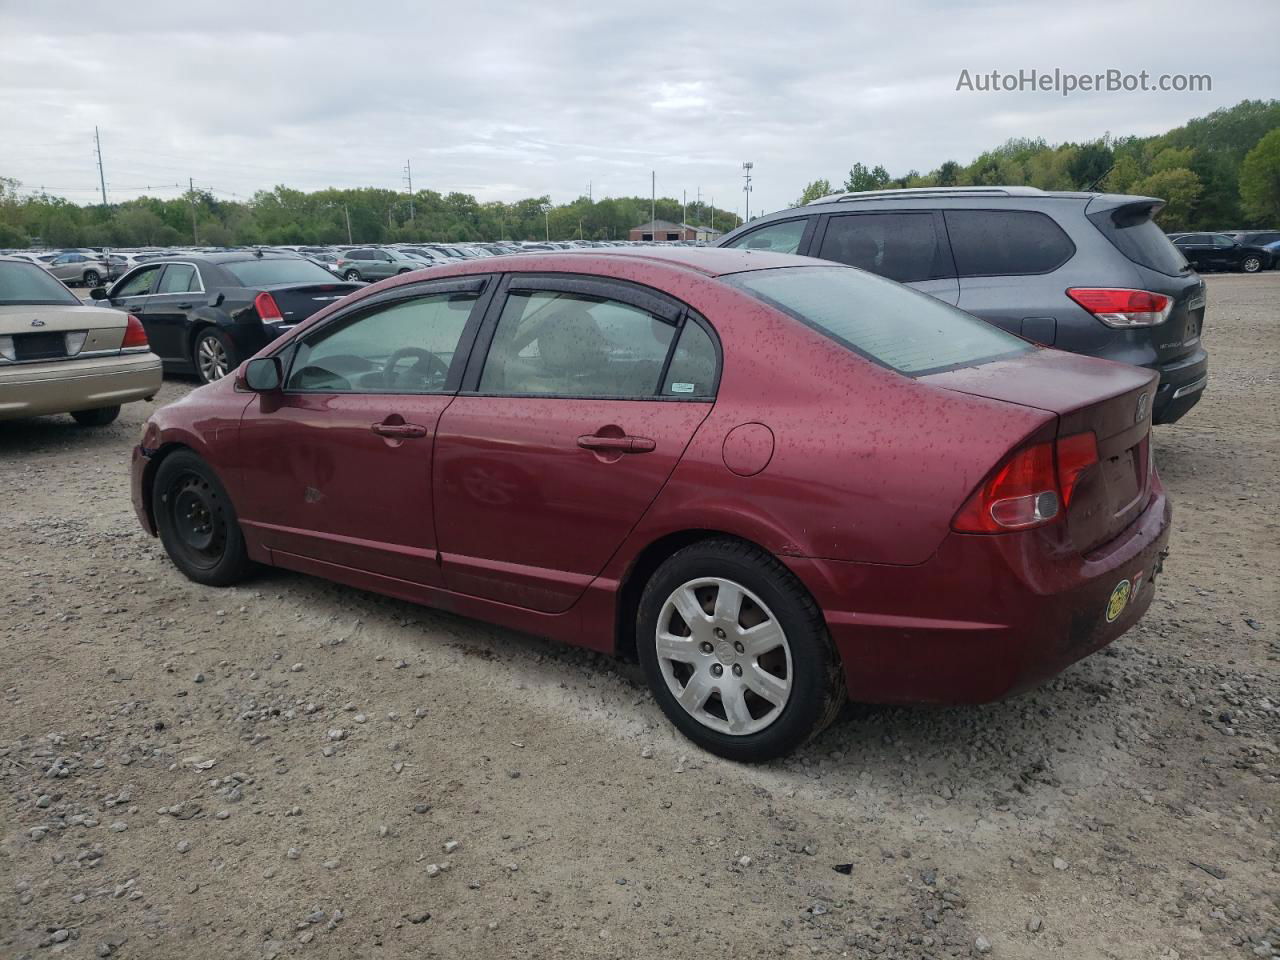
(2, 273), (1277, 960)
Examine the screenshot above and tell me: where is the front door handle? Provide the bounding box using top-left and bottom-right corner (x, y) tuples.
(577, 434), (656, 453)
(371, 421), (427, 439)
(176, 302), (193, 309)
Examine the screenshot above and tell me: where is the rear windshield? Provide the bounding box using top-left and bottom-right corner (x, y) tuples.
(727, 265), (1029, 375)
(1089, 207), (1189, 277)
(223, 258), (339, 286)
(0, 261), (80, 305)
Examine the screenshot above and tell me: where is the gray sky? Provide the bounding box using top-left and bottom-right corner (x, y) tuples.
(1, 0), (1275, 216)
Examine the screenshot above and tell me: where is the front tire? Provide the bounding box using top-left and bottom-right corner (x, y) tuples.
(71, 405), (120, 426)
(637, 539), (845, 762)
(83, 269), (101, 287)
(193, 328), (237, 384)
(153, 450), (251, 587)
(343, 269), (361, 281)
(1241, 255), (1262, 274)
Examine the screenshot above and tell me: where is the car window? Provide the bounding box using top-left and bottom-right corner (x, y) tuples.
(1211, 234), (1235, 248)
(661, 320), (718, 398)
(943, 210), (1074, 277)
(0, 261), (80, 305)
(727, 265), (1029, 376)
(114, 265), (163, 298)
(286, 291), (478, 393)
(479, 290), (677, 398)
(724, 220), (807, 255)
(223, 258), (338, 286)
(157, 263), (198, 294)
(819, 213), (950, 282)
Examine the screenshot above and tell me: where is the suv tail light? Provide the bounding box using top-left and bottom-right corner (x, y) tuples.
(1067, 288), (1172, 327)
(953, 432), (1099, 533)
(254, 291), (285, 324)
(121, 313), (149, 349)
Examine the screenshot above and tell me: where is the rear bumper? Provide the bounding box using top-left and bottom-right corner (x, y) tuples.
(785, 482), (1172, 705)
(0, 352), (162, 421)
(1151, 347), (1207, 424)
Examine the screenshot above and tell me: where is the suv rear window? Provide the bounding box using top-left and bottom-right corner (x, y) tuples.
(1089, 206), (1189, 277)
(944, 210), (1075, 276)
(223, 258), (340, 286)
(727, 265), (1028, 375)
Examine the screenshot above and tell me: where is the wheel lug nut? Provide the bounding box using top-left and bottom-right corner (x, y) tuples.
(734, 641), (745, 654)
(710, 664), (723, 677)
(700, 641), (713, 654)
(732, 664), (742, 677)
(714, 627), (726, 639)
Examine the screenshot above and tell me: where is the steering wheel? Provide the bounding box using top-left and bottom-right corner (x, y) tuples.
(383, 347), (448, 389)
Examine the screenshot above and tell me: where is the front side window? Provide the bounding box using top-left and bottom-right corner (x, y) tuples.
(944, 210), (1075, 277)
(818, 213), (950, 283)
(727, 265), (1028, 376)
(478, 290), (677, 398)
(157, 264), (198, 294)
(724, 219), (807, 255)
(287, 291), (478, 393)
(114, 265), (162, 298)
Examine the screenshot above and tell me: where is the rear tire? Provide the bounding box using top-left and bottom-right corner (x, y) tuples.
(1241, 255), (1262, 274)
(637, 538), (845, 762)
(153, 450), (252, 587)
(71, 405), (120, 426)
(82, 269), (101, 287)
(343, 269), (361, 281)
(193, 328), (238, 384)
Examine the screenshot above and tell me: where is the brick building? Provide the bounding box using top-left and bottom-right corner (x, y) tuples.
(629, 220), (723, 243)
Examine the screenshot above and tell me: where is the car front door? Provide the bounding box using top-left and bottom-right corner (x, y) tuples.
(235, 277), (489, 585)
(107, 264), (164, 323)
(812, 211), (959, 304)
(144, 262), (202, 363)
(433, 275), (719, 613)
(48, 254), (80, 282)
(1174, 235), (1210, 270)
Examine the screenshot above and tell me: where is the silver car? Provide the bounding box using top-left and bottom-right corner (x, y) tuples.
(45, 252), (112, 288)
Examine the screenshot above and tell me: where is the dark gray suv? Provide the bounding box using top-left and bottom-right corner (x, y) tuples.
(717, 186), (1208, 423)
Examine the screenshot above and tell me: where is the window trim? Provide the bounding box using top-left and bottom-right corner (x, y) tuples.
(279, 275), (493, 396)
(941, 208), (1077, 278)
(811, 209), (957, 282)
(459, 272), (720, 402)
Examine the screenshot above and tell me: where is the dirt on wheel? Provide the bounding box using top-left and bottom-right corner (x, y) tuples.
(1, 274), (1277, 959)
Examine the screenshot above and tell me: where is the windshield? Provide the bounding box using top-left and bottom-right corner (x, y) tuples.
(726, 265), (1029, 375)
(0, 261), (81, 305)
(223, 257), (340, 286)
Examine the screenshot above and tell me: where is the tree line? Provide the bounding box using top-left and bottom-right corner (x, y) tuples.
(794, 99), (1280, 232)
(0, 183), (742, 250)
(3, 99), (1277, 249)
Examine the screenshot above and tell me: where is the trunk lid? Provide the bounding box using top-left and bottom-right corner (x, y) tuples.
(258, 283), (360, 325)
(0, 303), (129, 359)
(924, 348), (1158, 552)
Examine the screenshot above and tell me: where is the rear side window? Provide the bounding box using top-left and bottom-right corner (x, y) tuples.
(1090, 208), (1189, 277)
(157, 264), (198, 294)
(818, 213), (951, 283)
(944, 210), (1074, 277)
(727, 265), (1028, 376)
(724, 220), (807, 254)
(223, 258), (339, 286)
(662, 320), (718, 398)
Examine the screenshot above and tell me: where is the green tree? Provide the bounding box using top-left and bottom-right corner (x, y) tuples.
(1132, 168), (1203, 231)
(795, 179), (833, 206)
(1068, 140), (1113, 189)
(1239, 128), (1280, 223)
(842, 163), (891, 192)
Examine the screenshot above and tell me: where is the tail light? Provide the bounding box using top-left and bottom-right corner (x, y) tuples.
(953, 431), (1099, 533)
(121, 314), (149, 349)
(1067, 288), (1172, 327)
(254, 291), (284, 324)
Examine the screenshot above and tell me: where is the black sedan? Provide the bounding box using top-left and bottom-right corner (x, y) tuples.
(91, 253), (361, 382)
(1169, 233), (1273, 274)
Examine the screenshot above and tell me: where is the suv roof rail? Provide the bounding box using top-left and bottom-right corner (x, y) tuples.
(808, 185), (1047, 205)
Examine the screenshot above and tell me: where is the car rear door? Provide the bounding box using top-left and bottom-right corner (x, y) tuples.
(143, 262), (202, 363)
(810, 210), (959, 304)
(433, 274), (718, 613)
(235, 277), (491, 585)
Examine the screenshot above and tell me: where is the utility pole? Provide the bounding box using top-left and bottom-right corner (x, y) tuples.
(587, 180), (592, 203)
(711, 197), (715, 233)
(94, 126), (108, 208)
(188, 177), (198, 244)
(696, 186), (701, 226)
(403, 160), (414, 223)
(651, 171), (656, 232)
(682, 189), (687, 237)
(344, 204), (352, 244)
(742, 162), (753, 222)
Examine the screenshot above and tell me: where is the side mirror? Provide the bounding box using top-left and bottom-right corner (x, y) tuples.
(243, 356), (282, 392)
(89, 287), (108, 300)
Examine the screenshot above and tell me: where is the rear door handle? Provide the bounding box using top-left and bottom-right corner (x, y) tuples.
(175, 302), (193, 309)
(577, 434), (656, 453)
(371, 422), (428, 439)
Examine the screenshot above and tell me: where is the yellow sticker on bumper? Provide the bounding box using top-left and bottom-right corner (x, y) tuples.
(1105, 579), (1133, 623)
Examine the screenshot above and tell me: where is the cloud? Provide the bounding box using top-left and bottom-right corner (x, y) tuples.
(0, 0), (1274, 215)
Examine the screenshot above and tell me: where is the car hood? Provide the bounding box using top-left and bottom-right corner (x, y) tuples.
(0, 302), (128, 335)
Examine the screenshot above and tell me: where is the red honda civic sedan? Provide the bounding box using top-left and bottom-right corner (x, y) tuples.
(130, 248), (1170, 761)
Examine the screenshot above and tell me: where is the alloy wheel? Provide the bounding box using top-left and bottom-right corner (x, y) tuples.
(196, 334), (230, 382)
(655, 577), (792, 736)
(1242, 256), (1261, 273)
